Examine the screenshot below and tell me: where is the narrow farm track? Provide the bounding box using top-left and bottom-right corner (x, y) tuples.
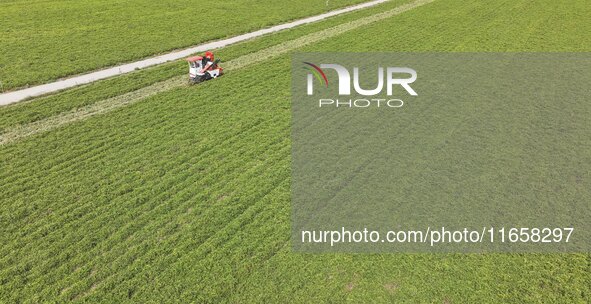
(0, 0), (392, 105)
(0, 77), (183, 145)
(0, 52), (296, 299)
(0, 102), (264, 207)
(0, 65), (288, 237)
(0, 0), (436, 146)
(2, 0), (590, 302)
(5, 100), (339, 261)
(0, 55), (293, 222)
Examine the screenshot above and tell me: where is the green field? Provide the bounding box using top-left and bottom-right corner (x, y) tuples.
(0, 0), (366, 91)
(1, 0), (590, 302)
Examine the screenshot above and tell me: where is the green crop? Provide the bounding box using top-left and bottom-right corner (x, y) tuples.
(0, 0), (367, 91)
(1, 0), (590, 302)
(0, 0), (414, 132)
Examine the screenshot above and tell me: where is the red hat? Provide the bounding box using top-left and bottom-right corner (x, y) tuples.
(205, 51), (214, 60)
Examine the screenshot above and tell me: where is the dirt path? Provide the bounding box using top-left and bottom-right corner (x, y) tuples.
(0, 0), (392, 106)
(0, 0), (436, 145)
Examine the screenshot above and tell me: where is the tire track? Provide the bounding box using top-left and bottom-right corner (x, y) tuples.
(0, 0), (436, 146)
(0, 0), (393, 105)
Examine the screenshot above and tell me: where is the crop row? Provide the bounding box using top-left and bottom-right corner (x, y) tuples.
(1, 0), (590, 302)
(0, 0), (413, 133)
(0, 0), (369, 91)
(4, 61), (287, 300)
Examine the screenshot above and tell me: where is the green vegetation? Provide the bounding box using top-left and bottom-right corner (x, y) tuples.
(0, 0), (414, 133)
(0, 0), (366, 91)
(1, 0), (590, 302)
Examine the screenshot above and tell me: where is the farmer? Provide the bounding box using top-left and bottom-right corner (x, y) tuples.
(204, 51), (215, 62)
(201, 51), (216, 68)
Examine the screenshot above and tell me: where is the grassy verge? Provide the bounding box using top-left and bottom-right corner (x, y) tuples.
(0, 0), (368, 91)
(0, 0), (414, 133)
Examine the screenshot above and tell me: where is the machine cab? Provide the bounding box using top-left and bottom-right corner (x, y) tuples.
(187, 56), (204, 78)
